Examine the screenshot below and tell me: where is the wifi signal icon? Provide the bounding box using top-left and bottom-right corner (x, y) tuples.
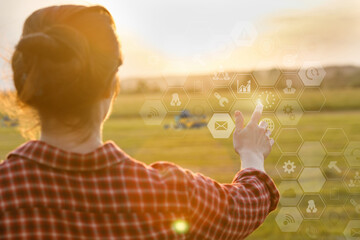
(283, 214), (295, 225)
(147, 107), (159, 119)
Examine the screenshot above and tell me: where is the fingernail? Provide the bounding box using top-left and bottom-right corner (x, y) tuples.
(256, 103), (263, 112)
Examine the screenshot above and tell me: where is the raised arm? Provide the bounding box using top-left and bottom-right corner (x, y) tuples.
(150, 104), (279, 239)
(187, 104), (279, 239)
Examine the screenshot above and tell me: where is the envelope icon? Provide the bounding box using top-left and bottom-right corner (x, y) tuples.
(215, 121), (228, 130)
(351, 228), (360, 237)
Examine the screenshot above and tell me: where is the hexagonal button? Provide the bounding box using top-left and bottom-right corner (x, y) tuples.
(321, 128), (349, 153)
(344, 142), (360, 167)
(321, 155), (349, 180)
(275, 207), (303, 232)
(276, 100), (303, 125)
(276, 128), (303, 153)
(184, 75), (213, 99)
(252, 66), (281, 86)
(299, 87), (326, 112)
(298, 141), (326, 167)
(298, 61), (326, 86)
(298, 167), (326, 192)
(276, 155), (303, 179)
(208, 87), (235, 112)
(139, 100), (167, 125)
(257, 37), (278, 56)
(321, 205), (349, 235)
(162, 87), (189, 112)
(259, 113), (280, 137)
(252, 87), (280, 112)
(278, 47), (302, 73)
(299, 220), (325, 239)
(278, 180), (303, 206)
(207, 113), (235, 139)
(298, 194), (326, 219)
(211, 65), (234, 87)
(344, 195), (360, 219)
(343, 220), (360, 240)
(321, 180), (348, 205)
(230, 100), (255, 124)
(230, 21), (258, 47)
(345, 167), (360, 194)
(275, 74), (304, 99)
(185, 99), (212, 117)
(230, 73), (258, 99)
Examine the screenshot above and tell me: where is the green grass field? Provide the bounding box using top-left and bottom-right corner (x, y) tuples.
(0, 88), (359, 239)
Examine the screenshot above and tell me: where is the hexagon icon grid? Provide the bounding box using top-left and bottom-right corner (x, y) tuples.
(345, 167), (360, 194)
(230, 73), (258, 99)
(252, 66), (281, 86)
(298, 61), (326, 86)
(278, 180), (303, 206)
(299, 220), (325, 239)
(259, 113), (280, 137)
(184, 75), (214, 99)
(139, 100), (167, 125)
(275, 207), (303, 232)
(344, 195), (360, 219)
(299, 87), (326, 112)
(344, 142), (360, 167)
(230, 21), (258, 47)
(343, 220), (360, 240)
(321, 180), (349, 205)
(297, 194), (326, 219)
(321, 205), (350, 233)
(276, 99), (304, 126)
(275, 73), (304, 99)
(211, 65), (234, 87)
(252, 87), (280, 112)
(207, 113), (235, 139)
(276, 154), (303, 179)
(298, 167), (326, 193)
(277, 47), (303, 73)
(162, 87), (190, 112)
(321, 155), (349, 180)
(208, 87), (235, 112)
(276, 128), (304, 153)
(298, 141), (326, 167)
(321, 128), (349, 153)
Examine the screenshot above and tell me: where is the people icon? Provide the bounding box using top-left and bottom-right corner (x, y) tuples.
(306, 200), (318, 213)
(349, 171), (360, 188)
(170, 93), (181, 106)
(213, 66), (230, 81)
(283, 79), (296, 94)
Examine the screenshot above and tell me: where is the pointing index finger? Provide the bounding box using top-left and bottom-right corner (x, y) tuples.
(250, 103), (263, 125)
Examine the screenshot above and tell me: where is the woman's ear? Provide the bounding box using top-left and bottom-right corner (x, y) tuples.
(103, 76), (118, 99)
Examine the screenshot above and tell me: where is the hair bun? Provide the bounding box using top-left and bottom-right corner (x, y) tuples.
(16, 32), (63, 58)
(16, 26), (88, 61)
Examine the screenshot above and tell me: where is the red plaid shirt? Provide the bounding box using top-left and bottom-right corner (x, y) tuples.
(0, 140), (279, 239)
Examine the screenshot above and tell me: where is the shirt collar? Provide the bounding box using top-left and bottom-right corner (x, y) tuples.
(6, 140), (128, 171)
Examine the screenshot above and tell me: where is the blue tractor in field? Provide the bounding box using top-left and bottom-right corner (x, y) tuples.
(164, 110), (207, 129)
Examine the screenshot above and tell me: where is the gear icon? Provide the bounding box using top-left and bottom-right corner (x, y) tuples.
(283, 104), (293, 115)
(283, 160), (296, 174)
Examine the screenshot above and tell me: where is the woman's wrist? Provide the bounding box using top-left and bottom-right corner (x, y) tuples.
(239, 151), (265, 172)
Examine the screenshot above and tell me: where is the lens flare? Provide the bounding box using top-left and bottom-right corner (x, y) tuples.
(171, 219), (189, 234)
(256, 99), (262, 106)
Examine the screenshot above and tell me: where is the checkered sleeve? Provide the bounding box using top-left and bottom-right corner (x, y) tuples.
(150, 162), (279, 239)
(186, 168), (279, 239)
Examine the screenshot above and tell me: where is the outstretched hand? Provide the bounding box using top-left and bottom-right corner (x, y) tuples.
(233, 104), (274, 171)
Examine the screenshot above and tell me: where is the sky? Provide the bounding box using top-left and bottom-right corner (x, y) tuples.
(1, 0), (360, 79)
